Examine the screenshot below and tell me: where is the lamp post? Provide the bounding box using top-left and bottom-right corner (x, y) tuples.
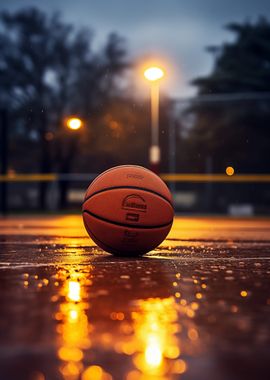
(57, 116), (84, 210)
(144, 66), (164, 174)
(0, 109), (8, 215)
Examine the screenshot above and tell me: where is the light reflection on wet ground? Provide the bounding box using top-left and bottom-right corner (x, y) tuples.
(0, 216), (270, 380)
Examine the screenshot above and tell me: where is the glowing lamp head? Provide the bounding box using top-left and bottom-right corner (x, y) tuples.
(67, 117), (82, 130)
(144, 66), (164, 82)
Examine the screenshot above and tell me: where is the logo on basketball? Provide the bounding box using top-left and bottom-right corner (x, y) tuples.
(122, 194), (147, 213)
(125, 212), (140, 222)
(126, 173), (144, 180)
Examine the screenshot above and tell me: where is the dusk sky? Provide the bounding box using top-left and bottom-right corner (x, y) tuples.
(1, 0), (270, 97)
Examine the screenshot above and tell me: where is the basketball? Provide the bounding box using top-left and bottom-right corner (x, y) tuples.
(82, 165), (174, 256)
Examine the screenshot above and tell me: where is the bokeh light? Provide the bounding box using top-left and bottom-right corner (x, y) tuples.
(226, 166), (235, 176)
(66, 117), (82, 130)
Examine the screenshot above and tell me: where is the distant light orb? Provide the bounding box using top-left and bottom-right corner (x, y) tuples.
(144, 66), (164, 82)
(67, 117), (82, 130)
(226, 166), (235, 176)
(240, 290), (248, 297)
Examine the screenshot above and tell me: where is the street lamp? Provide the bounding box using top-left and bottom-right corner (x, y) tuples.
(144, 66), (164, 173)
(66, 117), (83, 131)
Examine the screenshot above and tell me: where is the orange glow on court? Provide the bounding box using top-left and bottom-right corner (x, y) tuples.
(132, 297), (181, 376)
(67, 280), (81, 302)
(56, 268), (92, 380)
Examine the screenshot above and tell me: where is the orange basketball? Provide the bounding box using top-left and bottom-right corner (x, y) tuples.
(82, 165), (174, 256)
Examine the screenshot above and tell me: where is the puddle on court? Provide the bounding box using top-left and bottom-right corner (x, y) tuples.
(0, 250), (269, 380)
(1, 217), (270, 379)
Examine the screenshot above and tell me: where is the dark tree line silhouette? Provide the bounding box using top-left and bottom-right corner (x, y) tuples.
(189, 18), (270, 173)
(0, 8), (154, 208)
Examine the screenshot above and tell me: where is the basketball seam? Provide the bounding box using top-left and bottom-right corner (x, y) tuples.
(83, 209), (173, 229)
(83, 186), (173, 207)
(85, 224), (121, 254)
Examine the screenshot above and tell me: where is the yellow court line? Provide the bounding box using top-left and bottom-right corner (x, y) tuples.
(0, 173), (270, 183)
(160, 174), (270, 183)
(0, 174), (58, 182)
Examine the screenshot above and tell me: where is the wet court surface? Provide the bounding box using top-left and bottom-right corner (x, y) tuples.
(0, 216), (269, 380)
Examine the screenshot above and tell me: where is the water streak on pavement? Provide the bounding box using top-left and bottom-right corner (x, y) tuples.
(0, 216), (269, 380)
